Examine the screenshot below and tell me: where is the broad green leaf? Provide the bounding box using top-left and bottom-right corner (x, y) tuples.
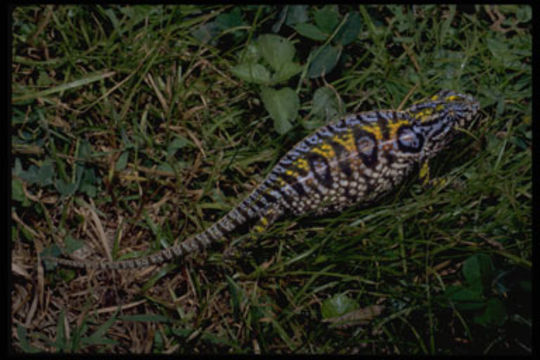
(242, 43), (260, 64)
(285, 5), (309, 26)
(80, 168), (98, 197)
(167, 136), (192, 157)
(334, 12), (362, 45)
(260, 87), (299, 134)
(231, 63), (272, 85)
(444, 285), (485, 310)
(462, 253), (494, 289)
(55, 179), (77, 197)
(115, 151), (129, 171)
(12, 178), (27, 204)
(257, 34), (296, 73)
(36, 159), (55, 186)
(321, 293), (359, 319)
(307, 45), (341, 78)
(215, 7), (245, 30)
(78, 140), (93, 160)
(314, 5), (339, 34)
(64, 235), (84, 254)
(17, 324), (40, 353)
(191, 22), (220, 45)
(310, 86), (340, 120)
(473, 298), (507, 327)
(157, 162), (174, 173)
(295, 22), (328, 41)
(272, 62), (303, 83)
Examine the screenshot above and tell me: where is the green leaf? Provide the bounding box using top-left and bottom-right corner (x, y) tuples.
(191, 22), (220, 45)
(79, 168), (98, 197)
(310, 86), (340, 120)
(16, 324), (41, 353)
(78, 140), (93, 161)
(215, 7), (245, 30)
(307, 45), (341, 78)
(473, 298), (507, 327)
(242, 43), (260, 64)
(115, 151), (129, 171)
(64, 235), (84, 254)
(334, 12), (362, 45)
(515, 6), (532, 23)
(167, 136), (192, 157)
(157, 162), (174, 173)
(272, 62), (303, 84)
(55, 178), (77, 197)
(314, 5), (340, 34)
(12, 178), (28, 205)
(18, 159), (55, 186)
(295, 22), (328, 41)
(257, 34), (297, 73)
(260, 87), (299, 134)
(285, 5), (309, 27)
(444, 285), (485, 310)
(231, 63), (272, 85)
(462, 253), (494, 289)
(321, 293), (359, 319)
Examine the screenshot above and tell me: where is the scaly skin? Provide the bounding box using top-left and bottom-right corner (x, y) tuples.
(44, 90), (479, 270)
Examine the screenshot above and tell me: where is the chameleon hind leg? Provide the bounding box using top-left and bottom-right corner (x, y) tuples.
(223, 205), (283, 258)
(252, 205), (284, 234)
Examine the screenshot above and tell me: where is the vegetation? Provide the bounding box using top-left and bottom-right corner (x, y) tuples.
(11, 5), (531, 354)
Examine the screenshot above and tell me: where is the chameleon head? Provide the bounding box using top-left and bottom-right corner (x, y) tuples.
(405, 90), (479, 157)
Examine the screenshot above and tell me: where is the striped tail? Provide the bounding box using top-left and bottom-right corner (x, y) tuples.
(43, 186), (273, 270)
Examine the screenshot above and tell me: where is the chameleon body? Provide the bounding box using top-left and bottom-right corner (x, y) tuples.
(46, 90), (479, 270)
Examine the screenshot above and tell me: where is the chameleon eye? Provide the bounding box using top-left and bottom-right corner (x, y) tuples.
(397, 126), (424, 153)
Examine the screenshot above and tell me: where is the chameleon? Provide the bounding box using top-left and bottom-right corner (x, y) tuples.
(44, 90), (479, 270)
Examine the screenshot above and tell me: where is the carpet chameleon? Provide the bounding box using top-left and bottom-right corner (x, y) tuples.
(44, 90), (479, 270)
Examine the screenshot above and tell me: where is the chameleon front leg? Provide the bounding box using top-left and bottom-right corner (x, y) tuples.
(419, 160), (447, 188)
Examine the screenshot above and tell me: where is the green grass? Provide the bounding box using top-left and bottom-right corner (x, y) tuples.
(11, 5), (531, 354)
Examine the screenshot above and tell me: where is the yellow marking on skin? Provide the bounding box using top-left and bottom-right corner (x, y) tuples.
(285, 169), (299, 177)
(387, 119), (412, 138)
(446, 95), (458, 101)
(260, 216), (268, 226)
(332, 130), (357, 152)
(436, 104), (444, 112)
(431, 94), (439, 101)
(293, 157), (309, 171)
(360, 124), (383, 141)
(310, 144), (335, 159)
(276, 177), (287, 187)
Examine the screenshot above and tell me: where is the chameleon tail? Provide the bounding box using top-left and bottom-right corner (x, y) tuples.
(43, 187), (271, 270)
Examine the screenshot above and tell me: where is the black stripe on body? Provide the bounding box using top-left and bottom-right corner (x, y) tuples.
(326, 138), (353, 177)
(279, 172), (307, 197)
(353, 128), (378, 168)
(377, 111), (391, 140)
(305, 152), (333, 188)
